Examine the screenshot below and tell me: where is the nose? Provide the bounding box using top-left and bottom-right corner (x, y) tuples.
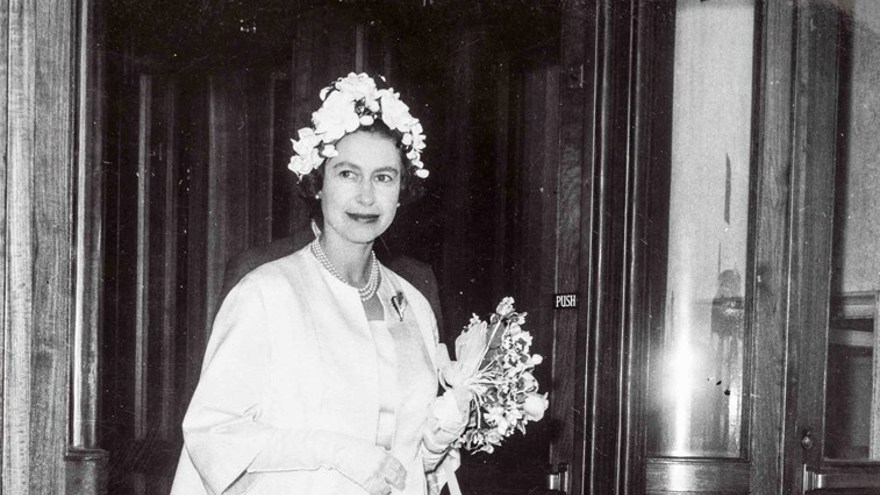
(357, 179), (375, 205)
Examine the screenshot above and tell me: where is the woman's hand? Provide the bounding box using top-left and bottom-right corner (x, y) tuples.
(422, 390), (469, 473)
(333, 442), (406, 495)
(248, 427), (406, 494)
(426, 390), (469, 449)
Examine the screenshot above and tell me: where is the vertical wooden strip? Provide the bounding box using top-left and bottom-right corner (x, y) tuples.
(134, 75), (152, 440)
(382, 33), (394, 82)
(491, 57), (510, 300)
(550, 4), (592, 491)
(31, 0), (75, 490)
(71, 0), (89, 448)
(439, 28), (488, 330)
(537, 65), (561, 445)
(230, 75), (249, 260)
(290, 25), (313, 234)
(520, 67), (542, 313)
(871, 291), (880, 459)
(790, 0), (840, 471)
(272, 75), (293, 240)
(626, 2), (675, 492)
(756, 0), (796, 492)
(206, 76), (225, 337)
(206, 74), (250, 326)
(0, 2), (10, 481)
(355, 23), (365, 72)
(70, 1), (94, 447)
(160, 78), (178, 439)
(589, 2), (636, 491)
(247, 72), (274, 247)
(4, 0), (37, 491)
(71, 0), (105, 452)
(184, 77), (210, 407)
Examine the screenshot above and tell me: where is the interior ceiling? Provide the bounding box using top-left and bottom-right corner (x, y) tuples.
(107, 0), (560, 71)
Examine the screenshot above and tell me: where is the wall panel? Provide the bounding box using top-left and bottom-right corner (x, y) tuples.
(2, 0), (78, 493)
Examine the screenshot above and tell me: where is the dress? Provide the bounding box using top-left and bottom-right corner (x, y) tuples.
(169, 246), (453, 494)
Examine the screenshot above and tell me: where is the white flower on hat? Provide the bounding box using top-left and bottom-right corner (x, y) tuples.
(288, 73), (429, 180)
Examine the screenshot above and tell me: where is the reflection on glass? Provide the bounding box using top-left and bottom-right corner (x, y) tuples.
(646, 0), (754, 458)
(825, 0), (880, 463)
(825, 317), (874, 460)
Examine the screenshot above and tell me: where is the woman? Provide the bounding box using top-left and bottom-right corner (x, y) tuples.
(170, 73), (465, 495)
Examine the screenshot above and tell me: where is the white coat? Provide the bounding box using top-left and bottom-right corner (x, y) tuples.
(170, 247), (455, 494)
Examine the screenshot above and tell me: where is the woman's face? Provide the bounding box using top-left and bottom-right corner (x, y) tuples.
(320, 130), (403, 247)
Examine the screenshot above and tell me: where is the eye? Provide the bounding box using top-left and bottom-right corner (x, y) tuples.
(338, 169), (357, 180)
(375, 173), (396, 184)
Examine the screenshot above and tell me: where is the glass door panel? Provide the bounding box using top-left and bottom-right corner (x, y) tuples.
(805, 1), (880, 491)
(826, 293), (880, 461)
(646, 0), (755, 460)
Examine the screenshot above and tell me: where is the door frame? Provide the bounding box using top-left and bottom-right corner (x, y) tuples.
(786, 1), (880, 492)
(550, 0), (833, 493)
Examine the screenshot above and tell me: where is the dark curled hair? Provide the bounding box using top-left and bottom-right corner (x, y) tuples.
(296, 120), (426, 222)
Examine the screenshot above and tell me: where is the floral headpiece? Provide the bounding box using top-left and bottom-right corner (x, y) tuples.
(288, 73), (428, 180)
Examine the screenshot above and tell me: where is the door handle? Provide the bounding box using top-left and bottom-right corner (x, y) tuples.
(801, 427), (814, 451)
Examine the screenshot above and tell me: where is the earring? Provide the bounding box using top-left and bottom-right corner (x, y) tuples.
(315, 193), (321, 200)
(396, 202), (400, 207)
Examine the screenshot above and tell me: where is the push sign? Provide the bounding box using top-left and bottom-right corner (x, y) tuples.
(554, 293), (578, 309)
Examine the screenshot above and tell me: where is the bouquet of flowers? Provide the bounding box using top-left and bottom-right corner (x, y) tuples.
(436, 297), (549, 454)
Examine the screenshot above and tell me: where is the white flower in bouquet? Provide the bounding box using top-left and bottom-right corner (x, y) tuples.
(436, 297), (549, 454)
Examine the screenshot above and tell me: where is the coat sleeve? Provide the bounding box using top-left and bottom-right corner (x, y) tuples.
(182, 273), (391, 494)
(181, 275), (279, 494)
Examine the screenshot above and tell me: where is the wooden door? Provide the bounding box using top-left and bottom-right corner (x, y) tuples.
(548, 0), (809, 493)
(789, 1), (880, 492)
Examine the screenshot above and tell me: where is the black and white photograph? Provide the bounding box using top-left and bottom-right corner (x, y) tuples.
(3, 0), (880, 494)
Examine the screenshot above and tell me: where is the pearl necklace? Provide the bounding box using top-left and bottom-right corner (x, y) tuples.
(310, 238), (380, 301)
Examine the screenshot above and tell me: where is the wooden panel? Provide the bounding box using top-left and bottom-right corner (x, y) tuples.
(646, 460), (750, 493)
(437, 27), (509, 340)
(4, 0), (38, 491)
(516, 61), (561, 471)
(134, 75), (152, 440)
(0, 0), (10, 486)
(71, 0), (106, 452)
(205, 72), (276, 326)
(586, 1), (637, 493)
(551, 2), (594, 493)
(247, 72), (274, 247)
(207, 75), (237, 327)
(780, 1), (843, 492)
(271, 75), (294, 240)
(628, 1), (676, 492)
(790, 0), (841, 464)
(157, 78), (179, 440)
(872, 294), (880, 459)
(492, 52), (511, 302)
(31, 3), (77, 482)
(68, 0), (111, 490)
(182, 76), (210, 402)
(754, 0), (798, 492)
(101, 32), (142, 472)
(2, 0), (77, 493)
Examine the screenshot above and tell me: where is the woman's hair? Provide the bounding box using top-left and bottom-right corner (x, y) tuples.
(297, 119), (426, 209)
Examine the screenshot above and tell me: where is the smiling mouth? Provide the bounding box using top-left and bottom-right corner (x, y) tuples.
(348, 213), (380, 223)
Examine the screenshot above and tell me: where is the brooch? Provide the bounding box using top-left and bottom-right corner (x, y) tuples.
(391, 291), (407, 322)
